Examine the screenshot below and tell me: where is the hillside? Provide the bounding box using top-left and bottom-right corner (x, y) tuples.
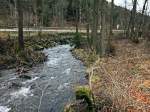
(0, 0), (149, 28)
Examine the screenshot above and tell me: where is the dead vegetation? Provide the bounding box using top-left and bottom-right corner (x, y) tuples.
(72, 49), (98, 67)
(90, 39), (150, 112)
(73, 39), (150, 112)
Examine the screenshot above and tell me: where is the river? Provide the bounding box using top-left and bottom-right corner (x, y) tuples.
(0, 45), (87, 112)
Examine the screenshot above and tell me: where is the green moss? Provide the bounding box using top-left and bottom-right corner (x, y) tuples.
(75, 86), (93, 110)
(91, 75), (100, 83)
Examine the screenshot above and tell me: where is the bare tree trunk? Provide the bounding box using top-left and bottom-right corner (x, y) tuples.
(127, 0), (137, 41)
(27, 7), (31, 38)
(17, 0), (24, 51)
(75, 0), (79, 33)
(109, 0), (114, 36)
(138, 0), (148, 38)
(107, 0), (114, 54)
(124, 0), (128, 36)
(13, 0), (18, 27)
(91, 0), (99, 52)
(85, 0), (91, 48)
(75, 15), (79, 33)
(100, 0), (107, 56)
(86, 23), (90, 44)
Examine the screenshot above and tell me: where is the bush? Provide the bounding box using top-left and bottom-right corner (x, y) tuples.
(72, 33), (81, 48)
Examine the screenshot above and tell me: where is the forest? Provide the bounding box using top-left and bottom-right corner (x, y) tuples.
(0, 0), (150, 112)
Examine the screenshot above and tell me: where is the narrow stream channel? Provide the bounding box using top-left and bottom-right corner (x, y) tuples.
(0, 45), (87, 112)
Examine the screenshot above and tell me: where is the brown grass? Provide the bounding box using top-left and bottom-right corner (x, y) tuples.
(88, 39), (150, 112)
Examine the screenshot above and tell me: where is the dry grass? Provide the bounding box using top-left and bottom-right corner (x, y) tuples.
(88, 39), (150, 112)
(72, 48), (98, 67)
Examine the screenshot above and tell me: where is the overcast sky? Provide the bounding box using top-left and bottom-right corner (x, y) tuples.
(106, 0), (150, 14)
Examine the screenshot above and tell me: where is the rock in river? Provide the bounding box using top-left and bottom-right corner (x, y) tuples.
(19, 75), (31, 80)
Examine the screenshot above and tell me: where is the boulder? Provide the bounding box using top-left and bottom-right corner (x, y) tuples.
(9, 82), (22, 89)
(19, 75), (31, 80)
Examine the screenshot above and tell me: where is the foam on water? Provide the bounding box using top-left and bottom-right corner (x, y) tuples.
(0, 86), (5, 90)
(50, 77), (55, 79)
(0, 106), (11, 112)
(11, 87), (32, 98)
(0, 45), (86, 112)
(47, 58), (61, 65)
(8, 77), (17, 81)
(57, 83), (70, 90)
(22, 77), (39, 84)
(64, 68), (71, 75)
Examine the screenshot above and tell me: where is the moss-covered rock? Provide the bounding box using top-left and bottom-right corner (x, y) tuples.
(19, 75), (31, 79)
(75, 86), (93, 111)
(64, 100), (90, 112)
(64, 86), (93, 112)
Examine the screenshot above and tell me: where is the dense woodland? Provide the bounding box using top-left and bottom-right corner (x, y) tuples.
(1, 0), (150, 53)
(0, 0), (150, 28)
(0, 0), (150, 112)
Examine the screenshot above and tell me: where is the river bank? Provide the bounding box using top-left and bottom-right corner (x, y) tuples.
(67, 39), (150, 112)
(0, 33), (72, 70)
(64, 47), (98, 112)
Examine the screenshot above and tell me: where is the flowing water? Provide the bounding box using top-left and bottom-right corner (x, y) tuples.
(0, 45), (87, 112)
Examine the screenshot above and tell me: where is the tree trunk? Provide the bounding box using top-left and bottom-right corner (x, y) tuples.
(86, 23), (90, 45)
(109, 0), (114, 36)
(17, 0), (24, 51)
(138, 0), (148, 38)
(127, 0), (137, 41)
(91, 0), (99, 52)
(100, 0), (107, 56)
(75, 0), (79, 33)
(85, 0), (91, 48)
(13, 0), (17, 27)
(124, 0), (128, 36)
(107, 0), (114, 54)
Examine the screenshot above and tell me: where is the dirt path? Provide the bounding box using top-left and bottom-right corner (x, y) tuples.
(0, 28), (124, 33)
